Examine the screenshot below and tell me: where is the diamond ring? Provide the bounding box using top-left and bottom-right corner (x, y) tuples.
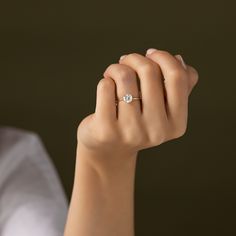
(115, 93), (142, 106)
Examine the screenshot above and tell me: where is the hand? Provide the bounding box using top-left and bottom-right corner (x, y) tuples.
(77, 48), (199, 162)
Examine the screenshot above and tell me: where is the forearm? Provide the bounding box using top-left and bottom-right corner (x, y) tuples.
(64, 142), (138, 236)
(64, 48), (198, 235)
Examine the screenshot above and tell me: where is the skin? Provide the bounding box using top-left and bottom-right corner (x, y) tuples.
(64, 48), (199, 236)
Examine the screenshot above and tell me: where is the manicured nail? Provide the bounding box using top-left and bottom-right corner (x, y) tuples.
(146, 48), (158, 55)
(120, 55), (127, 61)
(175, 55), (187, 69)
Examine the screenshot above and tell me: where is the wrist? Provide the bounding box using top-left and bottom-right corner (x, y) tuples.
(75, 140), (138, 180)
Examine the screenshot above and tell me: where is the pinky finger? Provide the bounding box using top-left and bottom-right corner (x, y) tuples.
(175, 55), (199, 95)
(95, 77), (117, 121)
(187, 65), (199, 94)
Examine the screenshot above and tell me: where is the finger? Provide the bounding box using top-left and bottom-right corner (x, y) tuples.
(174, 54), (199, 95)
(103, 64), (141, 122)
(146, 49), (189, 131)
(186, 65), (199, 94)
(175, 54), (188, 70)
(118, 53), (167, 121)
(95, 78), (117, 121)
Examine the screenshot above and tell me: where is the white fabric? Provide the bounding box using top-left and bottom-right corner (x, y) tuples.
(0, 126), (68, 235)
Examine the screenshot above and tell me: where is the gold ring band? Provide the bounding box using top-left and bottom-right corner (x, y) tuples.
(115, 93), (142, 105)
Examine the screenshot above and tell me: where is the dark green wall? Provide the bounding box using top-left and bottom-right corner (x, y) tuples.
(0, 1), (235, 235)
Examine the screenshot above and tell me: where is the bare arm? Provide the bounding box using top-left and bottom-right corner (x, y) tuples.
(64, 142), (137, 236)
(64, 48), (199, 236)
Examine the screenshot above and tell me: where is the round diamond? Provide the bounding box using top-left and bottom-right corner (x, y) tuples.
(123, 94), (133, 103)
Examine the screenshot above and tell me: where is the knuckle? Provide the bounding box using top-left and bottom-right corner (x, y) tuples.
(105, 63), (136, 83)
(148, 129), (167, 146)
(122, 126), (144, 147)
(151, 49), (163, 55)
(116, 68), (136, 83)
(154, 50), (171, 57)
(104, 63), (117, 75)
(138, 62), (155, 74)
(127, 52), (140, 58)
(97, 125), (118, 144)
(135, 131), (149, 147)
(168, 68), (187, 80)
(122, 134), (135, 147)
(106, 63), (118, 70)
(97, 78), (114, 90)
(118, 69), (133, 80)
(190, 66), (199, 85)
(190, 65), (199, 76)
(172, 125), (187, 139)
(144, 119), (170, 146)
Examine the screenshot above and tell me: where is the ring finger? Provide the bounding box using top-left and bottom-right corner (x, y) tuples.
(118, 53), (168, 123)
(103, 64), (141, 122)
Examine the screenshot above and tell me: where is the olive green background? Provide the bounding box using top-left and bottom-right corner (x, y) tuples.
(0, 0), (235, 235)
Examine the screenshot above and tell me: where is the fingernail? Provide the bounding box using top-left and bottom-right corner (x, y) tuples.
(146, 48), (158, 55)
(119, 55), (127, 61)
(176, 55), (187, 69)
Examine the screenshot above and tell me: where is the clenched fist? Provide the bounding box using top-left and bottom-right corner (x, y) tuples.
(77, 48), (199, 160)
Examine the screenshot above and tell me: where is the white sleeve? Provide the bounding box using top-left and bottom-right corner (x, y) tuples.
(0, 126), (68, 236)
